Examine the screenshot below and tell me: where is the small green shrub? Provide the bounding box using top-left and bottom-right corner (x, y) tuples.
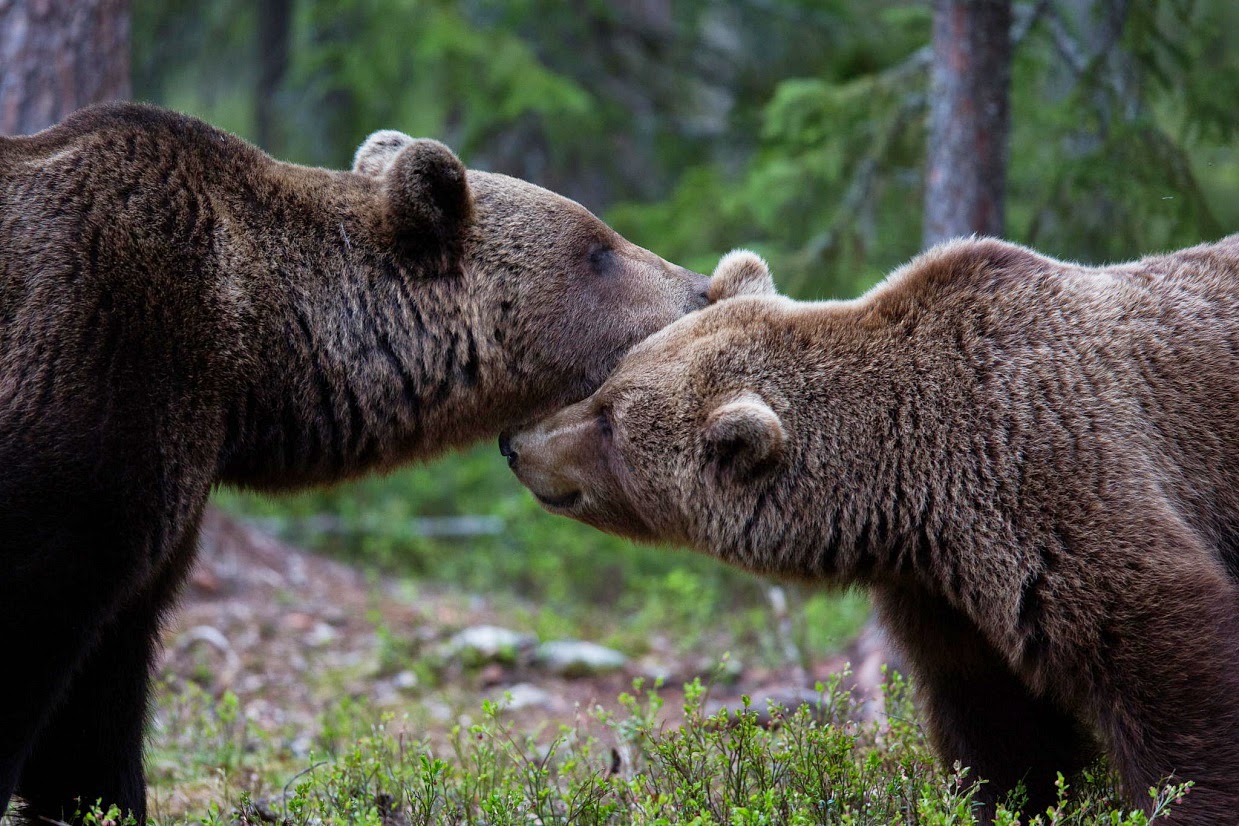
(136, 672), (1187, 826)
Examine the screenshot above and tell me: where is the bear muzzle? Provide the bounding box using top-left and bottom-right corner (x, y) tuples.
(500, 426), (587, 512)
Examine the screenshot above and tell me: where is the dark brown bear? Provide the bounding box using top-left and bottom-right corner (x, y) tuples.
(506, 242), (1239, 823)
(0, 102), (707, 824)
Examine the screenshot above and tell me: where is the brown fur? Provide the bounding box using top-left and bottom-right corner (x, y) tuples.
(508, 239), (1239, 822)
(0, 102), (707, 824)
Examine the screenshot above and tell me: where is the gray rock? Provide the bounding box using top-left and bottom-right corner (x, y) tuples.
(306, 621), (338, 647)
(634, 657), (676, 684)
(494, 682), (555, 711)
(443, 625), (537, 666)
(534, 639), (628, 678)
(393, 670), (419, 691)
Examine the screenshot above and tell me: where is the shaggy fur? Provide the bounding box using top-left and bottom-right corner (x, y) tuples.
(0, 102), (707, 824)
(507, 239), (1239, 823)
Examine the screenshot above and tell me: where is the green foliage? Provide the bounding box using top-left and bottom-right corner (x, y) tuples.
(289, 0), (593, 163)
(135, 0), (593, 169)
(149, 684), (257, 781)
(138, 674), (1190, 825)
(615, 0), (1239, 295)
(609, 2), (932, 297)
(134, 0), (1239, 284)
(1000, 0), (1234, 262)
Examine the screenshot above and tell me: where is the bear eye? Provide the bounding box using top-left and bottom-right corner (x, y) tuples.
(588, 245), (615, 275)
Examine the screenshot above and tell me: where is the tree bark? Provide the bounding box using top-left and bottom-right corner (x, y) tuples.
(922, 0), (1012, 247)
(0, 0), (130, 136)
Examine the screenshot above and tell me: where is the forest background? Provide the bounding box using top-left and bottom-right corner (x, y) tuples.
(145, 0), (1239, 660)
(7, 0), (1239, 673)
(4, 1), (1238, 820)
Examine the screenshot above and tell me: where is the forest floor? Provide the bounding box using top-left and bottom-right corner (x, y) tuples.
(147, 510), (887, 821)
(0, 512), (1152, 825)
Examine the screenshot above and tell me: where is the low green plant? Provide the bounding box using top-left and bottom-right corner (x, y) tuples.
(134, 671), (1186, 826)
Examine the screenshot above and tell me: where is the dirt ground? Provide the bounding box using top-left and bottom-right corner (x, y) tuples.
(152, 509), (888, 814)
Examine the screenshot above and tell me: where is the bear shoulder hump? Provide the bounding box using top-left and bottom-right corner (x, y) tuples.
(878, 237), (1052, 307)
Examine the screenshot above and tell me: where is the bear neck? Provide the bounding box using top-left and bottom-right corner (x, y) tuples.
(727, 302), (997, 592)
(218, 251), (522, 490)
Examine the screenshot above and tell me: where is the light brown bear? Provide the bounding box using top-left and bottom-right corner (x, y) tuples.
(505, 240), (1239, 822)
(0, 102), (707, 825)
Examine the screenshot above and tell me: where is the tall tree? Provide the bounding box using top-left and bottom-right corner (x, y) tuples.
(0, 0), (131, 135)
(922, 0), (1013, 246)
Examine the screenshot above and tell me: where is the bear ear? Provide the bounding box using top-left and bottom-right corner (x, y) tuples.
(704, 392), (785, 482)
(708, 249), (776, 303)
(353, 130), (416, 177)
(379, 138), (473, 263)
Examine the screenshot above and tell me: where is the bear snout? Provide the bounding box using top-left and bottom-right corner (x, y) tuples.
(498, 433), (518, 468)
(502, 426), (586, 511)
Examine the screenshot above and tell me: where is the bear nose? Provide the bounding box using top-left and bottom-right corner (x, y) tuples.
(498, 434), (518, 468)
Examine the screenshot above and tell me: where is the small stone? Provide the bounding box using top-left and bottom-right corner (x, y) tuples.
(371, 682), (401, 706)
(478, 663), (506, 687)
(442, 625), (537, 666)
(393, 670), (419, 691)
(717, 655), (745, 683)
(283, 612), (316, 632)
(236, 674), (265, 694)
(635, 658), (675, 684)
(424, 700), (453, 723)
(322, 607), (349, 626)
(306, 621), (338, 647)
(189, 567), (223, 594)
(494, 683), (554, 711)
(534, 640), (628, 678)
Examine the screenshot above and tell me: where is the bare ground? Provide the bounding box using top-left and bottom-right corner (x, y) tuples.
(149, 509), (887, 818)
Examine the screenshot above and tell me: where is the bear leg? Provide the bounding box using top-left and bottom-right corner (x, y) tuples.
(1, 761), (18, 825)
(0, 573), (127, 824)
(914, 652), (1096, 818)
(1089, 565), (1239, 823)
(14, 521), (203, 826)
(13, 602), (158, 825)
(873, 584), (1098, 820)
(0, 507), (152, 824)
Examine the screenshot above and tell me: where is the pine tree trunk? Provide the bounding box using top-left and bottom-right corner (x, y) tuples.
(922, 0), (1012, 247)
(0, 0), (131, 136)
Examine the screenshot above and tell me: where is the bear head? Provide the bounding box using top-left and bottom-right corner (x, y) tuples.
(352, 131), (711, 431)
(502, 251), (805, 571)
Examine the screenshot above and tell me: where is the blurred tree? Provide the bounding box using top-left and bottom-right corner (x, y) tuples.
(0, 0), (130, 135)
(132, 0), (859, 207)
(609, 1), (936, 294)
(1009, 0), (1229, 260)
(613, 0), (1237, 294)
(923, 0), (1012, 246)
